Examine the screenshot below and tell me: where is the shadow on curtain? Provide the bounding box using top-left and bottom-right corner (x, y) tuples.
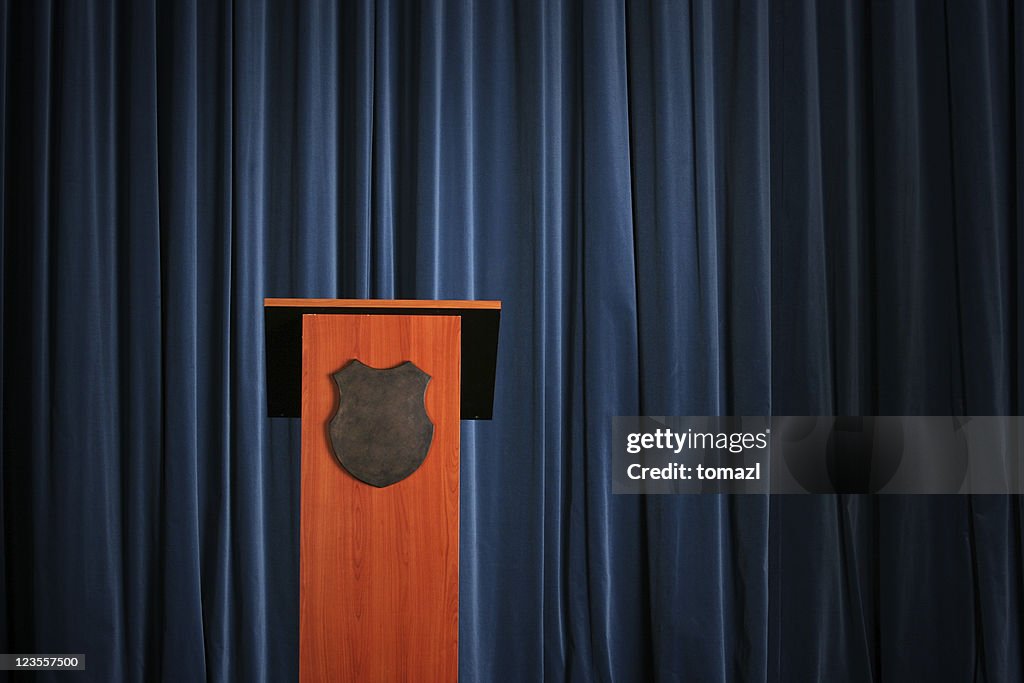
(2, 0), (1022, 681)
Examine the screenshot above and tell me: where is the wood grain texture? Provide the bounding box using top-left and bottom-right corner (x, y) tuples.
(300, 314), (460, 682)
(268, 297), (500, 310)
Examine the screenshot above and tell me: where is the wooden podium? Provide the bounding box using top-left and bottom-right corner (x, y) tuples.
(264, 299), (500, 682)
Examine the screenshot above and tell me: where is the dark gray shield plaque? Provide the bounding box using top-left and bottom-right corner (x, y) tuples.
(329, 360), (434, 487)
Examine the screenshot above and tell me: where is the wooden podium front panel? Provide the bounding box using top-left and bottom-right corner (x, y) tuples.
(300, 314), (460, 682)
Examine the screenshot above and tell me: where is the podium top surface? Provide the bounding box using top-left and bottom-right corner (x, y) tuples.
(266, 297), (501, 310)
(264, 298), (501, 420)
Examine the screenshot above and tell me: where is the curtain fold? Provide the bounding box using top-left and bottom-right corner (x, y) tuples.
(2, 1), (1022, 681)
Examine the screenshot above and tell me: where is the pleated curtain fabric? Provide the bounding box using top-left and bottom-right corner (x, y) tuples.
(1, 1), (1022, 681)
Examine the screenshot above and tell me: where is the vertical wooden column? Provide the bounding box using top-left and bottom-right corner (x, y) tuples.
(300, 314), (460, 682)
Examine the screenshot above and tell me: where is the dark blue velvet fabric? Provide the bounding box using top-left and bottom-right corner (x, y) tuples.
(2, 1), (1022, 681)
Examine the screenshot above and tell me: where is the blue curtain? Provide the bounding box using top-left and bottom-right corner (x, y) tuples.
(2, 1), (1022, 681)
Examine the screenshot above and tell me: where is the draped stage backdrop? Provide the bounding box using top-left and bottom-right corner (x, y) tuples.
(2, 1), (1023, 681)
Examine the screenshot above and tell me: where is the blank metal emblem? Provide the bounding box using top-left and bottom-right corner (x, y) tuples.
(329, 360), (434, 487)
